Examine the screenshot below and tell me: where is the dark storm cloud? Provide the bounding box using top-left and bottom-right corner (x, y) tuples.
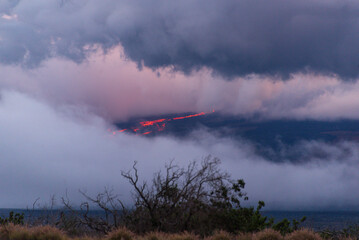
(0, 0), (19, 12)
(116, 0), (359, 78)
(2, 0), (359, 78)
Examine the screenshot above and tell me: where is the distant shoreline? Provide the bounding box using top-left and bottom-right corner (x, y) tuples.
(1, 209), (359, 231)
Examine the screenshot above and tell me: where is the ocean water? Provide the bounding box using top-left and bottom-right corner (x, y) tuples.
(1, 209), (359, 231)
(262, 211), (359, 230)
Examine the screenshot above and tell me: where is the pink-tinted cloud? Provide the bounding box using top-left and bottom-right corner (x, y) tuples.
(1, 46), (359, 121)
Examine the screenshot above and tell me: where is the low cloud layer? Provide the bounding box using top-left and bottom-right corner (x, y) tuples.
(2, 47), (359, 121)
(1, 90), (359, 210)
(2, 0), (359, 78)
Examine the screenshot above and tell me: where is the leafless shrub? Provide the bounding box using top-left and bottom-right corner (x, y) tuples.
(61, 188), (126, 235)
(121, 156), (244, 233)
(61, 155), (266, 236)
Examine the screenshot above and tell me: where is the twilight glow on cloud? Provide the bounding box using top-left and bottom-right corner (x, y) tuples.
(1, 0), (359, 209)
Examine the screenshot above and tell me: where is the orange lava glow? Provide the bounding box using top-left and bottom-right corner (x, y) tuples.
(172, 112), (205, 120)
(111, 110), (214, 136)
(140, 118), (167, 127)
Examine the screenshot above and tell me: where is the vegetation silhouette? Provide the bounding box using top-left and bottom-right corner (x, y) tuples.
(61, 156), (305, 236)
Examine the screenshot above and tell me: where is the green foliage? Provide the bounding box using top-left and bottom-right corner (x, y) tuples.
(320, 224), (359, 239)
(211, 198), (271, 233)
(0, 211), (24, 225)
(271, 217), (306, 235)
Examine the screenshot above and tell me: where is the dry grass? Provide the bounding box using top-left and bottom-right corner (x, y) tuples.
(165, 232), (200, 240)
(237, 233), (253, 240)
(285, 229), (322, 240)
(205, 230), (235, 240)
(138, 231), (169, 240)
(0, 225), (352, 240)
(0, 224), (66, 240)
(72, 237), (99, 240)
(137, 231), (200, 240)
(106, 227), (135, 240)
(253, 229), (283, 240)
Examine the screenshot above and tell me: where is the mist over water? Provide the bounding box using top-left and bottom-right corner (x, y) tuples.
(1, 90), (359, 211)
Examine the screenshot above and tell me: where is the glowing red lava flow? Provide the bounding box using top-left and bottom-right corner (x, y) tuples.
(172, 112), (205, 120)
(112, 110), (215, 136)
(139, 118), (167, 127)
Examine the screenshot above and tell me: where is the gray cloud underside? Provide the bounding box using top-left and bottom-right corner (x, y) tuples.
(2, 0), (359, 78)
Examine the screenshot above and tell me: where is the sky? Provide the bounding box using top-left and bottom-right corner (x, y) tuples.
(1, 0), (359, 210)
